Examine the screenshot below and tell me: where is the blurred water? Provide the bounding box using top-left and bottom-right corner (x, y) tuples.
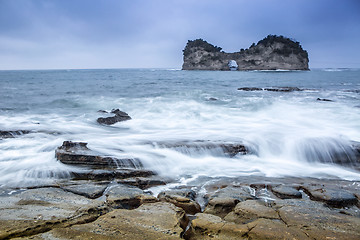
(0, 68), (359, 187)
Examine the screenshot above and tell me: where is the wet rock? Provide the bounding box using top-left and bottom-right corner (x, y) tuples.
(276, 199), (360, 239)
(0, 130), (31, 138)
(271, 185), (302, 199)
(188, 213), (248, 239)
(207, 97), (218, 101)
(119, 176), (167, 190)
(317, 98), (333, 102)
(238, 87), (263, 91)
(71, 168), (155, 181)
(26, 202), (187, 240)
(59, 181), (108, 199)
(0, 187), (106, 239)
(301, 184), (358, 207)
(158, 189), (201, 215)
(238, 87), (303, 92)
(204, 186), (255, 218)
(97, 108), (131, 125)
(105, 184), (157, 209)
(264, 87), (303, 92)
(154, 140), (248, 157)
(224, 200), (279, 224)
(56, 141), (142, 168)
(114, 169), (154, 179)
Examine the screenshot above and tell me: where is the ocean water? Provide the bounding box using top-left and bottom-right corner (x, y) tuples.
(0, 68), (360, 188)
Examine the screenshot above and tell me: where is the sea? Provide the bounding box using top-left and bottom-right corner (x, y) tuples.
(0, 68), (360, 189)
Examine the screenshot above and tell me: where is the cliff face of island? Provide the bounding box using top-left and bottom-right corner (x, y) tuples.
(182, 35), (309, 71)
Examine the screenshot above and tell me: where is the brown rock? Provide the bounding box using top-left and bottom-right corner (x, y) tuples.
(188, 213), (248, 240)
(247, 218), (310, 240)
(26, 202), (188, 240)
(224, 200), (279, 224)
(0, 187), (106, 239)
(158, 190), (201, 215)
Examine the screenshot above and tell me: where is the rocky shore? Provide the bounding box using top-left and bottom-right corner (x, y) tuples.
(1, 137), (360, 239)
(1, 106), (360, 239)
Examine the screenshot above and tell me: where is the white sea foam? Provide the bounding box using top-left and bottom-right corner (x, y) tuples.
(0, 69), (359, 187)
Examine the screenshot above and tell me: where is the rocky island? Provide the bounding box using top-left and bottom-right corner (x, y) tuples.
(182, 35), (309, 71)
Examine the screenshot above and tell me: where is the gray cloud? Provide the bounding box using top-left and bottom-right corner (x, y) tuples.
(0, 0), (359, 69)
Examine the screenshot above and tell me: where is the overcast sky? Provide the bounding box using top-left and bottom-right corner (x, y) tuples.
(0, 0), (359, 70)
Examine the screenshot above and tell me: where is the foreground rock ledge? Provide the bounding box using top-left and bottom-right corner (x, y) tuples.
(12, 203), (188, 240)
(1, 177), (359, 239)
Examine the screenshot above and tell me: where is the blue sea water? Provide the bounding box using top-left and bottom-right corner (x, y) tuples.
(0, 68), (359, 187)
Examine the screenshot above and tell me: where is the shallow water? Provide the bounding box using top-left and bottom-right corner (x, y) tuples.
(0, 68), (359, 187)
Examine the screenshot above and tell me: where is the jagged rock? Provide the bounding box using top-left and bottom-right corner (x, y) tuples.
(0, 130), (30, 138)
(97, 108), (131, 125)
(24, 202), (188, 240)
(204, 186), (255, 218)
(153, 140), (248, 157)
(224, 200), (279, 224)
(105, 184), (157, 209)
(0, 187), (106, 239)
(300, 184), (358, 207)
(55, 141), (142, 168)
(182, 35), (309, 71)
(59, 181), (108, 199)
(271, 185), (302, 199)
(158, 189), (201, 215)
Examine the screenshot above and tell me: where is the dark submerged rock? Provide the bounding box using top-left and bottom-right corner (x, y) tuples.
(317, 98), (333, 102)
(238, 87), (303, 92)
(0, 130), (31, 138)
(97, 109), (131, 125)
(237, 87), (263, 91)
(153, 140), (248, 157)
